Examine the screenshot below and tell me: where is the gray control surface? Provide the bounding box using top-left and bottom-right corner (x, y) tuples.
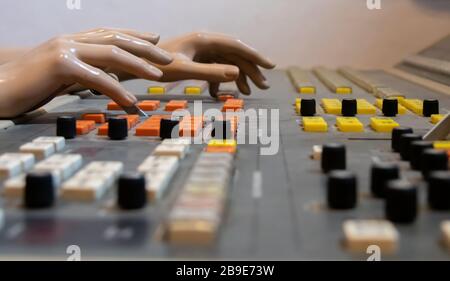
(0, 70), (449, 260)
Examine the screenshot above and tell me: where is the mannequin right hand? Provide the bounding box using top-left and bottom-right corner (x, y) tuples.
(0, 28), (172, 118)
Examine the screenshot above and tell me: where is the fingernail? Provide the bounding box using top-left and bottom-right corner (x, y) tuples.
(157, 49), (173, 63)
(147, 66), (163, 78)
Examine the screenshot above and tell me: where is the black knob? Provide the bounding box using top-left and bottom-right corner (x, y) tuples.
(300, 99), (316, 116)
(108, 117), (128, 140)
(117, 173), (147, 210)
(422, 99), (439, 117)
(341, 99), (357, 117)
(327, 170), (357, 209)
(212, 120), (232, 139)
(385, 179), (417, 223)
(370, 162), (400, 198)
(321, 143), (346, 173)
(382, 99), (398, 117)
(427, 171), (450, 210)
(160, 119), (180, 139)
(24, 172), (55, 209)
(399, 133), (421, 160)
(409, 141), (433, 170)
(421, 149), (448, 180)
(391, 127), (413, 152)
(56, 116), (76, 139)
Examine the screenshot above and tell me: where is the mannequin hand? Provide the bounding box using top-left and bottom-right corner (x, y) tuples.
(0, 28), (172, 118)
(156, 32), (276, 97)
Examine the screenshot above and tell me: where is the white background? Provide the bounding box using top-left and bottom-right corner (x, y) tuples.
(0, 0), (449, 68)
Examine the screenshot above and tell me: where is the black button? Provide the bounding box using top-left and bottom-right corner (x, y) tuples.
(212, 120), (232, 139)
(385, 179), (417, 223)
(391, 127), (413, 152)
(409, 140), (433, 170)
(108, 117), (128, 140)
(341, 99), (357, 117)
(56, 116), (76, 139)
(421, 149), (448, 180)
(160, 119), (180, 139)
(382, 99), (398, 117)
(422, 99), (439, 117)
(117, 173), (147, 210)
(300, 99), (316, 116)
(427, 171), (450, 210)
(370, 162), (400, 198)
(327, 170), (357, 209)
(321, 143), (346, 173)
(24, 172), (55, 209)
(399, 133), (421, 160)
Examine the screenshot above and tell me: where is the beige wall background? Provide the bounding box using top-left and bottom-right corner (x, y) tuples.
(0, 0), (449, 69)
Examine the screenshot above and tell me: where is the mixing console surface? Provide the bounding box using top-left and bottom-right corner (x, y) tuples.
(0, 69), (449, 260)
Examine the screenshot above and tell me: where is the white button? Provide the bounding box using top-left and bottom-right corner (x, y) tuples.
(152, 144), (187, 159)
(0, 153), (35, 172)
(32, 136), (65, 151)
(84, 161), (123, 177)
(0, 157), (22, 179)
(19, 142), (55, 160)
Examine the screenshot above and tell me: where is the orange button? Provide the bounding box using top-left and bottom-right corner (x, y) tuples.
(205, 146), (237, 154)
(165, 100), (188, 111)
(138, 100), (160, 111)
(218, 95), (235, 102)
(107, 102), (122, 110)
(76, 120), (96, 135)
(118, 115), (139, 128)
(82, 113), (106, 124)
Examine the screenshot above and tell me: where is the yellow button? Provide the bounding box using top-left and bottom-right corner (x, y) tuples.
(295, 103), (301, 115)
(303, 117), (328, 132)
(185, 87), (202, 95)
(356, 99), (377, 115)
(336, 87), (352, 94)
(321, 99), (342, 114)
(336, 117), (364, 132)
(431, 114), (444, 124)
(374, 99), (407, 114)
(370, 117), (400, 133)
(148, 86), (165, 95)
(207, 139), (237, 147)
(399, 99), (423, 115)
(433, 141), (450, 150)
(299, 87), (316, 94)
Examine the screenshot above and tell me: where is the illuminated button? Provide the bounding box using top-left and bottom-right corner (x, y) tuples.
(431, 114), (444, 124)
(375, 99), (406, 114)
(321, 99), (341, 114)
(107, 102), (122, 110)
(336, 87), (352, 94)
(0, 153), (35, 179)
(336, 117), (364, 132)
(370, 117), (400, 133)
(299, 87), (316, 94)
(153, 144), (188, 159)
(356, 99), (377, 115)
(343, 220), (398, 253)
(207, 139), (237, 148)
(137, 100), (160, 111)
(434, 141), (450, 150)
(302, 117), (328, 132)
(184, 81), (206, 95)
(400, 99), (423, 115)
(147, 86), (165, 95)
(165, 100), (188, 111)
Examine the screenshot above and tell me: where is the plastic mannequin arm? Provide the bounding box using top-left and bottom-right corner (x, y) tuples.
(0, 48), (29, 64)
(0, 28), (172, 118)
(154, 32), (276, 97)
